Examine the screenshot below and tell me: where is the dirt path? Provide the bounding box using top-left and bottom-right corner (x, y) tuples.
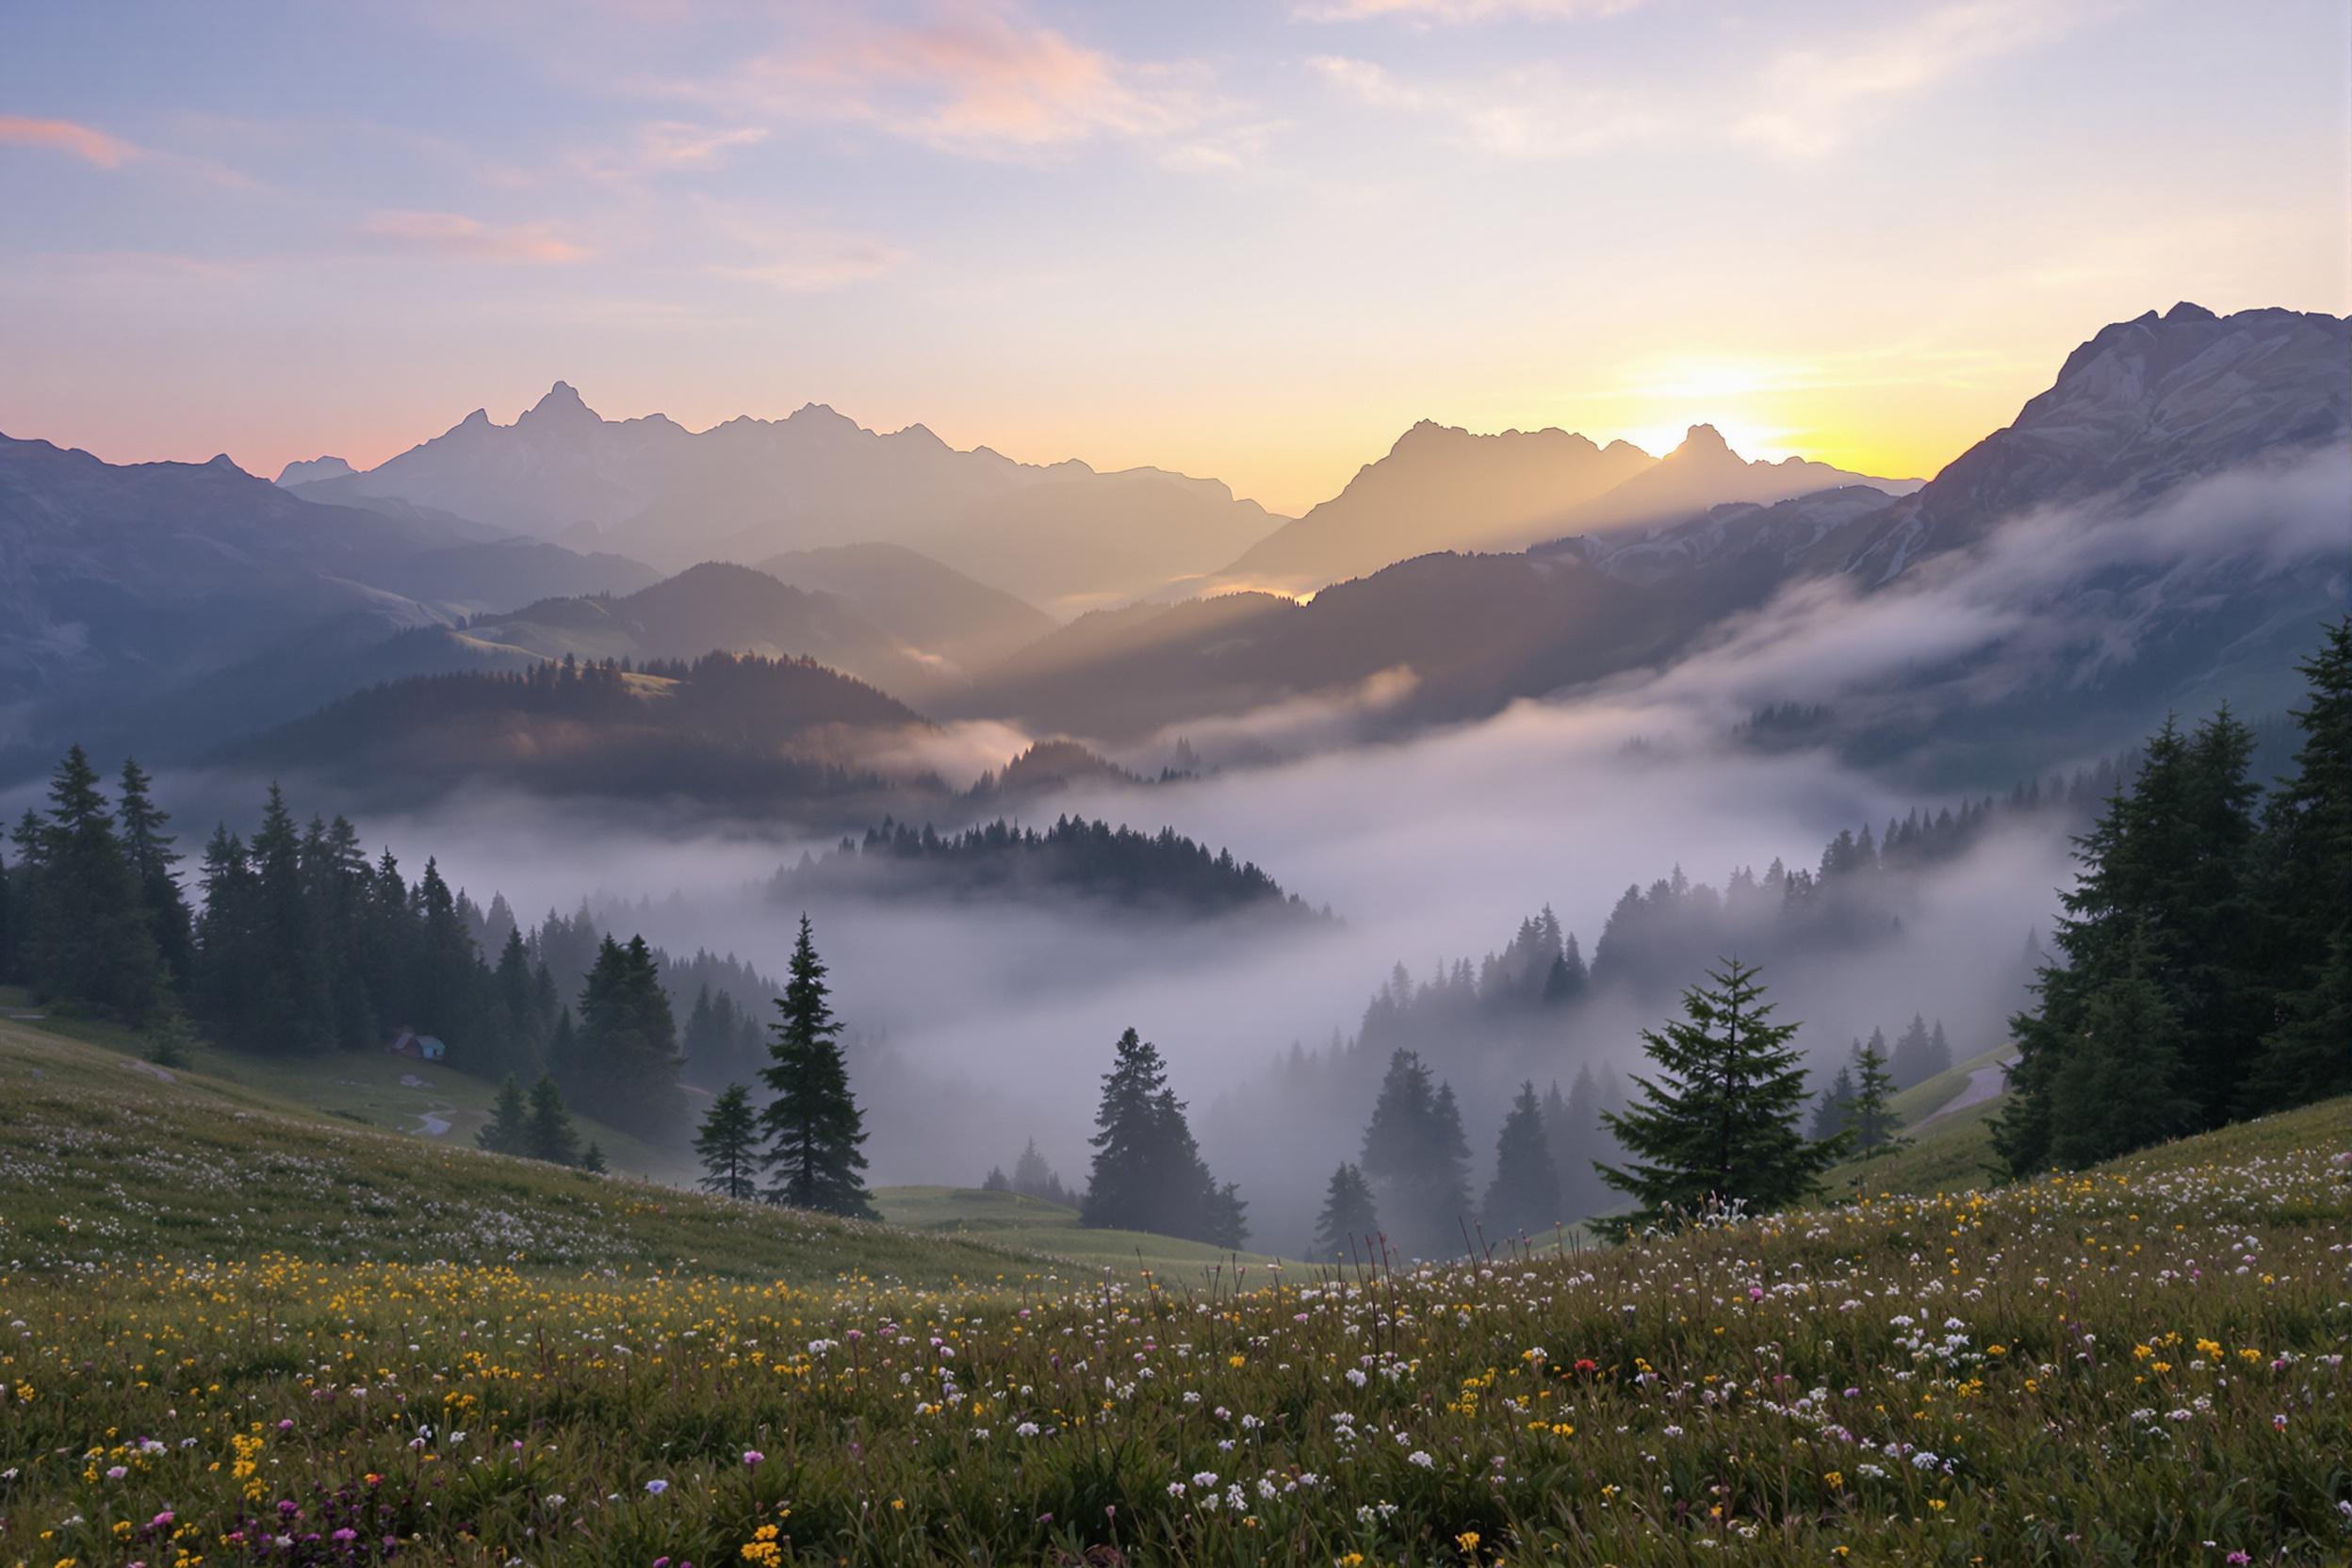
(1917, 1063), (2005, 1129)
(121, 1057), (177, 1082)
(413, 1102), (455, 1136)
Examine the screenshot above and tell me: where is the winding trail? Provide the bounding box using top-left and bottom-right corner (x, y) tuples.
(413, 1102), (455, 1136)
(1917, 1063), (2006, 1129)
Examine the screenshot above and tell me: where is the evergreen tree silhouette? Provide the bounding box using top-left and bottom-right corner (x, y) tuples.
(759, 914), (874, 1217)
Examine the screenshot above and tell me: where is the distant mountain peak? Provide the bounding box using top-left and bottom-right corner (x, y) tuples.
(518, 381), (597, 426)
(2164, 301), (2217, 323)
(1669, 423), (1735, 460)
(276, 454), (357, 487)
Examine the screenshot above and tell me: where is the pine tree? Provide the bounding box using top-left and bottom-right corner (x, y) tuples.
(1810, 1062), (1857, 1141)
(1011, 1137), (1073, 1207)
(1480, 1081), (1561, 1239)
(1889, 1014), (1935, 1088)
(2000, 701), (2270, 1172)
(0, 841), (14, 985)
(1079, 1027), (1241, 1245)
(1312, 1163), (1380, 1261)
(142, 995), (197, 1070)
(574, 935), (684, 1138)
(1358, 1048), (1473, 1258)
(114, 758), (193, 989)
(1597, 958), (1841, 1229)
(759, 915), (874, 1217)
(579, 1142), (609, 1174)
(248, 784), (334, 1052)
(525, 1071), (581, 1166)
(2045, 940), (2198, 1168)
(21, 746), (164, 1021)
(693, 1084), (761, 1200)
(1844, 1035), (1909, 1161)
(2248, 617), (2352, 1109)
(981, 1166), (1012, 1192)
(478, 1075), (530, 1155)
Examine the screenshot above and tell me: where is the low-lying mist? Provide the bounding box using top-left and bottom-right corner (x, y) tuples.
(165, 691), (2076, 1246)
(20, 449), (2334, 1251)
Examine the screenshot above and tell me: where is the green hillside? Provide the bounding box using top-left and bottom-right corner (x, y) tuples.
(3, 1017), (2344, 1565)
(1823, 1042), (2015, 1198)
(874, 1184), (1283, 1281)
(0, 1008), (1042, 1288)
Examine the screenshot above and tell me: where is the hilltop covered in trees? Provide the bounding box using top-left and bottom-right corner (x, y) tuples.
(769, 814), (1329, 922)
(0, 758), (796, 1145)
(218, 651), (935, 812)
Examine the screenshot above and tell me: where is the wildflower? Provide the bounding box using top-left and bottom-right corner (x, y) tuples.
(743, 1449), (764, 1466)
(1408, 1450), (1436, 1469)
(1457, 1530), (1481, 1551)
(645, 1478), (670, 1494)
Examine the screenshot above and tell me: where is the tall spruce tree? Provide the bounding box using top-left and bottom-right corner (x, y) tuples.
(0, 841), (15, 985)
(1844, 1035), (1909, 1161)
(694, 1085), (761, 1200)
(758, 915), (874, 1217)
(1597, 958), (1841, 1229)
(114, 758), (193, 989)
(1312, 1163), (1380, 1261)
(1480, 1081), (1562, 1239)
(1079, 1027), (1244, 1245)
(1357, 1048), (1473, 1258)
(574, 934), (684, 1139)
(525, 1072), (581, 1167)
(479, 1075), (530, 1155)
(1999, 701), (2271, 1173)
(20, 746), (164, 1021)
(2246, 617), (2352, 1108)
(1810, 1060), (1857, 1141)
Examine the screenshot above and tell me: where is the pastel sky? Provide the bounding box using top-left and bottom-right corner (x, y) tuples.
(2, 0), (2345, 514)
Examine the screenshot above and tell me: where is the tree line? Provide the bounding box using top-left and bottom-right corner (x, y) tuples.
(1996, 618), (2352, 1172)
(770, 813), (1327, 922)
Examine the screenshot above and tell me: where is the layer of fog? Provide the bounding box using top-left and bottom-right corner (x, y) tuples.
(297, 694), (2074, 1227)
(20, 446), (2337, 1252)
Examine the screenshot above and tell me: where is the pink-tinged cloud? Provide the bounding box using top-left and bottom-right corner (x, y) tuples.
(356, 209), (591, 263)
(678, 2), (1214, 158)
(1298, 0), (1644, 19)
(708, 237), (909, 293)
(638, 120), (770, 168)
(0, 114), (139, 168)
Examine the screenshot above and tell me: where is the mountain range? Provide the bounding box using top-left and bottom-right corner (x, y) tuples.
(3, 302), (2341, 800)
(1210, 419), (1917, 596)
(958, 304), (2351, 777)
(279, 384), (1280, 613)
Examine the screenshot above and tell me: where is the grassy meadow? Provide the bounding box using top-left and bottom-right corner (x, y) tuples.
(4, 1011), (2349, 1565)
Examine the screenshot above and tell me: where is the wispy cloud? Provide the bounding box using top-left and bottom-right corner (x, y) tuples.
(1310, 56), (1662, 157)
(1314, 0), (2094, 160)
(1160, 120), (1289, 174)
(355, 210), (592, 264)
(0, 114), (140, 168)
(634, 120), (771, 170)
(694, 199), (910, 292)
(1298, 0), (1645, 21)
(659, 1), (1220, 160)
(1734, 0), (2095, 158)
(707, 238), (909, 292)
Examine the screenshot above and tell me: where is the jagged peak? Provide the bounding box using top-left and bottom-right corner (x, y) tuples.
(1667, 423), (1737, 461)
(519, 380), (597, 425)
